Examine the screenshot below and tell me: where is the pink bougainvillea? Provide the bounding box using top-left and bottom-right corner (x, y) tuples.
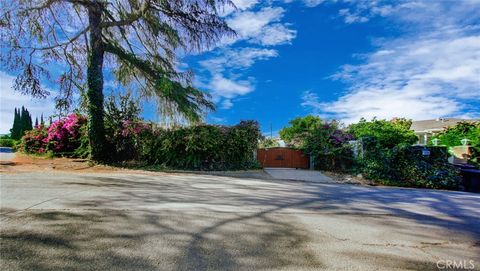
(21, 114), (87, 154)
(21, 125), (48, 153)
(120, 120), (151, 137)
(45, 114), (87, 152)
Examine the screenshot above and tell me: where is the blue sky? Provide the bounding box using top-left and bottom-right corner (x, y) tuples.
(1, 0), (480, 134)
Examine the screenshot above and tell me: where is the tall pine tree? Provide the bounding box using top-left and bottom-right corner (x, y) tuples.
(10, 108), (20, 139)
(10, 106), (33, 140)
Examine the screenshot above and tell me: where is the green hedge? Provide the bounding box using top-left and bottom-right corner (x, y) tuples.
(0, 139), (18, 148)
(141, 121), (261, 170)
(358, 137), (460, 190)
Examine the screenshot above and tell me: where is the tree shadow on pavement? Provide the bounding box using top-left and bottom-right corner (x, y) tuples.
(2, 173), (480, 270)
(1, 207), (323, 270)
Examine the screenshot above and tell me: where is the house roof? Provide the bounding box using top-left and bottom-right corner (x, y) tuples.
(411, 118), (477, 133)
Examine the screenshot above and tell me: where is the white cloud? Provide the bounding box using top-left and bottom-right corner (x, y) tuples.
(199, 47), (278, 109)
(228, 7), (283, 37)
(200, 47), (278, 73)
(338, 8), (369, 24)
(303, 0), (324, 8)
(331, 0), (480, 27)
(200, 3), (296, 112)
(221, 99), (234, 109)
(253, 23), (297, 45)
(208, 74), (253, 99)
(220, 0), (259, 16)
(301, 0), (480, 123)
(304, 34), (480, 123)
(282, 0), (324, 7)
(0, 72), (56, 134)
(226, 7), (296, 46)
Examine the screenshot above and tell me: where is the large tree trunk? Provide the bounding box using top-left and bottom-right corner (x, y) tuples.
(87, 5), (106, 161)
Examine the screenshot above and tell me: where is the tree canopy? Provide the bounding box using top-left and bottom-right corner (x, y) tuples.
(279, 115), (323, 146)
(1, 0), (234, 160)
(432, 121), (480, 148)
(347, 118), (417, 148)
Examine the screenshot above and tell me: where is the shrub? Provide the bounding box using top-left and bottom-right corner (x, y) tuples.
(104, 92), (144, 161)
(45, 114), (87, 153)
(20, 114), (87, 155)
(431, 121), (480, 166)
(142, 121), (261, 170)
(279, 115), (323, 146)
(259, 137), (280, 148)
(280, 116), (354, 171)
(358, 138), (460, 190)
(0, 139), (17, 148)
(20, 125), (49, 154)
(348, 118), (417, 148)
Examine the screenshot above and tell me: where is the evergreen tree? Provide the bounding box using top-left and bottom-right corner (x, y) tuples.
(40, 114), (44, 126)
(35, 117), (39, 127)
(15, 106), (34, 139)
(10, 108), (20, 140)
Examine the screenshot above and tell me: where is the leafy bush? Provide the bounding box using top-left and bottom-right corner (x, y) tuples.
(258, 137), (280, 148)
(279, 115), (323, 147)
(104, 92), (145, 161)
(431, 121), (480, 166)
(20, 126), (49, 154)
(304, 122), (354, 171)
(20, 114), (87, 155)
(142, 121), (261, 170)
(348, 118), (417, 148)
(0, 139), (17, 148)
(45, 114), (87, 153)
(358, 138), (460, 190)
(280, 116), (354, 171)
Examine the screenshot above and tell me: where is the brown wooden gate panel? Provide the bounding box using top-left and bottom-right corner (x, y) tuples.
(257, 147), (309, 169)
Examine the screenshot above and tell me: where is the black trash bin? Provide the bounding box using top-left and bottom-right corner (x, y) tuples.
(460, 169), (480, 193)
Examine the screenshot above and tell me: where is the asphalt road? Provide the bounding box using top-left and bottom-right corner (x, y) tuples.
(1, 172), (479, 270)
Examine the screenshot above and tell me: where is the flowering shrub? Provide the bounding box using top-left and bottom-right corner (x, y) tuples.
(20, 125), (49, 153)
(20, 114), (87, 155)
(107, 120), (153, 161)
(45, 114), (87, 152)
(280, 116), (354, 171)
(120, 120), (151, 137)
(305, 122), (354, 171)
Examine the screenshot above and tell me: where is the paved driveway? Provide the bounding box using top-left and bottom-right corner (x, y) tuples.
(264, 168), (335, 182)
(1, 172), (479, 270)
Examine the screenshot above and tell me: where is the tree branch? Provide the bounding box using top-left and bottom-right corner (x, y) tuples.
(14, 26), (90, 50)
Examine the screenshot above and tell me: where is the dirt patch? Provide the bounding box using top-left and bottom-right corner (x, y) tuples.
(321, 171), (376, 186)
(0, 154), (136, 174)
(0, 154), (272, 180)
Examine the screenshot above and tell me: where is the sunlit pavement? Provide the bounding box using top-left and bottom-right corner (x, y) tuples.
(1, 172), (479, 270)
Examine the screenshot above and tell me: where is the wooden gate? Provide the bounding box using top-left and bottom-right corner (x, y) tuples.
(257, 147), (309, 169)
